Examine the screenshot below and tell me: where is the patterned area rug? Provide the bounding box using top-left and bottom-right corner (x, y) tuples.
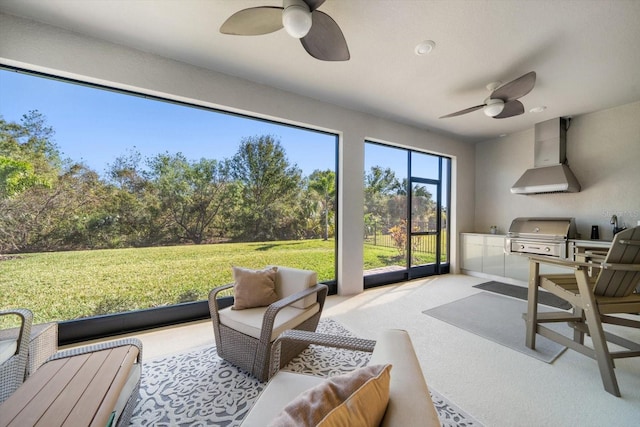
(129, 319), (481, 426)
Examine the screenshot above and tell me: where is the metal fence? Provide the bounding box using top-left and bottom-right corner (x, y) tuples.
(364, 233), (438, 254)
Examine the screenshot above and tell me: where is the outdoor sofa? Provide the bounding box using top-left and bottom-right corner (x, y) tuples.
(241, 328), (440, 426)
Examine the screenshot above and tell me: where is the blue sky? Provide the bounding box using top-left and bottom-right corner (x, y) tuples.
(0, 69), (340, 177)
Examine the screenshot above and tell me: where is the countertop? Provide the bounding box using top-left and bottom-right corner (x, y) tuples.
(570, 239), (612, 248)
(461, 233), (613, 249)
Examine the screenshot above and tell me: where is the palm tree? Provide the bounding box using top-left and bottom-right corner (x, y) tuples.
(308, 169), (336, 240)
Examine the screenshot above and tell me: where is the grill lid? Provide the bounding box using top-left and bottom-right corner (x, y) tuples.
(507, 217), (577, 240)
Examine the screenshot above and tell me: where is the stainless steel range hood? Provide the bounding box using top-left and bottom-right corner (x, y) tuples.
(511, 117), (581, 194)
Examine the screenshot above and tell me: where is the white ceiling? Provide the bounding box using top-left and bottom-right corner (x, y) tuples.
(2, 0), (640, 142)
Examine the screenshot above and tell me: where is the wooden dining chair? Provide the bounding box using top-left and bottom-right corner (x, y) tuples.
(525, 226), (640, 396)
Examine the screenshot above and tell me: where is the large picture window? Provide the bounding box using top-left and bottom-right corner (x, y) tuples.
(0, 67), (337, 338)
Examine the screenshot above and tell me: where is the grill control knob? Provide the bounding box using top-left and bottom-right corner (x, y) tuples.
(544, 247), (550, 252)
(520, 245), (525, 250)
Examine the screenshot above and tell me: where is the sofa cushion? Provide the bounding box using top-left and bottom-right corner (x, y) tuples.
(231, 266), (279, 310)
(241, 372), (324, 427)
(370, 330), (440, 427)
(267, 364), (392, 427)
(271, 266), (318, 309)
(219, 303), (320, 341)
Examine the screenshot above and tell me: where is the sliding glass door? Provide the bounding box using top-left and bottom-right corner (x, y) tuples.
(364, 142), (449, 287)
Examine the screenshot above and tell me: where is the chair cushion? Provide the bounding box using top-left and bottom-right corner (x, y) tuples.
(0, 339), (18, 363)
(231, 266), (279, 310)
(267, 364), (392, 427)
(219, 303), (320, 341)
(272, 266), (318, 309)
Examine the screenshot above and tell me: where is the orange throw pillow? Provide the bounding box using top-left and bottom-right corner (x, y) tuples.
(268, 364), (392, 427)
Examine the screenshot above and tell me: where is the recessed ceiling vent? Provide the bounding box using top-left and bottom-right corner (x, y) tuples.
(511, 117), (581, 195)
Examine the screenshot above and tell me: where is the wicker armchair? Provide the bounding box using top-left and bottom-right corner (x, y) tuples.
(208, 266), (328, 382)
(0, 308), (33, 403)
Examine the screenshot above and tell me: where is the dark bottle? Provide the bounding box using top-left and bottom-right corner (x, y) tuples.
(590, 225), (599, 240)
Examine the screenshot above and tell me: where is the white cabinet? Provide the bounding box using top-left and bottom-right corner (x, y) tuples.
(483, 235), (505, 276)
(504, 253), (530, 281)
(460, 234), (504, 275)
(460, 234), (483, 272)
(461, 233), (573, 282)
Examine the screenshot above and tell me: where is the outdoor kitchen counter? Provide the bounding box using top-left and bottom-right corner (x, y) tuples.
(570, 239), (612, 248)
(460, 232), (506, 236)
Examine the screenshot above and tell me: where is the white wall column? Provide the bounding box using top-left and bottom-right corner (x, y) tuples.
(337, 131), (365, 295)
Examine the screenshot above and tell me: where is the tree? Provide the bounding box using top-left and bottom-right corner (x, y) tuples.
(364, 166), (402, 233)
(229, 135), (303, 241)
(146, 152), (232, 244)
(0, 112), (58, 198)
(0, 156), (48, 198)
(410, 183), (436, 231)
(0, 163), (110, 252)
(307, 169), (336, 240)
(107, 149), (147, 194)
(106, 149), (168, 246)
(0, 111), (60, 174)
(0, 112), (59, 252)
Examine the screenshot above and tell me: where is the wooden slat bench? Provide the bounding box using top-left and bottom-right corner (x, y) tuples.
(0, 338), (142, 427)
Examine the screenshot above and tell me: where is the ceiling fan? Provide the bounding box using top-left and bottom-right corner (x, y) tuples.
(440, 71), (537, 119)
(220, 0), (350, 61)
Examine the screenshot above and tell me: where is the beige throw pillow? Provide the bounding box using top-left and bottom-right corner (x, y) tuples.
(268, 364), (392, 427)
(231, 266), (279, 310)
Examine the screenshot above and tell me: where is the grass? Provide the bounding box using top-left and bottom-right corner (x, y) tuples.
(1, 239), (336, 324)
(1, 238), (444, 325)
(363, 244), (439, 269)
(363, 243), (404, 269)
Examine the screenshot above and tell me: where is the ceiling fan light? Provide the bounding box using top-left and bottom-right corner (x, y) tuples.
(484, 98), (505, 117)
(282, 1), (312, 39)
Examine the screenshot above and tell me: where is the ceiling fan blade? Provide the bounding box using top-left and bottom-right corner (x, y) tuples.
(493, 100), (524, 119)
(300, 10), (350, 61)
(491, 71), (536, 102)
(220, 7), (283, 35)
(303, 0), (326, 12)
(439, 104), (485, 119)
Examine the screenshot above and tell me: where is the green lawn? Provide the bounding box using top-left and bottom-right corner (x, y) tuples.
(363, 243), (404, 269)
(2, 238), (444, 325)
(1, 240), (337, 324)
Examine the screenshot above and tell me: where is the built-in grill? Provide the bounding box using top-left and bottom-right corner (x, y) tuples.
(505, 217), (577, 259)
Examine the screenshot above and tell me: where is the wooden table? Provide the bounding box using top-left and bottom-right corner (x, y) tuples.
(0, 344), (139, 427)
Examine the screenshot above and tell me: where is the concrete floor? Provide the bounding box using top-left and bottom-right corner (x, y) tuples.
(123, 274), (640, 426)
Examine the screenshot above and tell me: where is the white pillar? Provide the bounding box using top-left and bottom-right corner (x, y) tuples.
(337, 131), (365, 295)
